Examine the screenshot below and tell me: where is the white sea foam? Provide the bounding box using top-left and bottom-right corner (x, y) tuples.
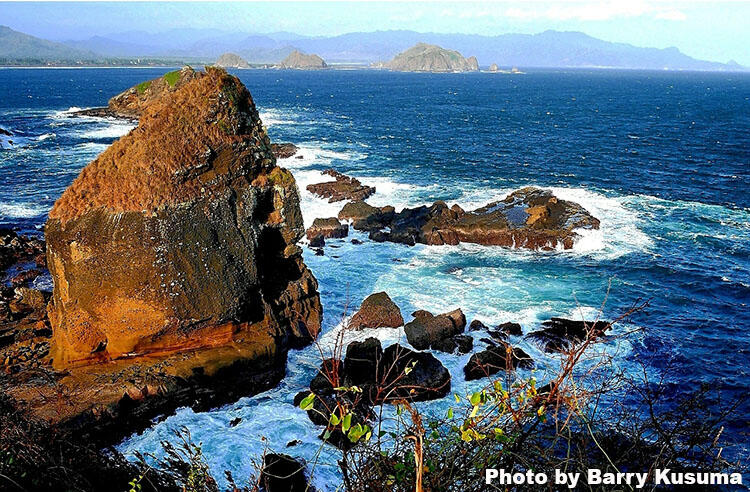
(80, 122), (136, 139)
(259, 109), (298, 127)
(0, 202), (47, 219)
(36, 133), (55, 141)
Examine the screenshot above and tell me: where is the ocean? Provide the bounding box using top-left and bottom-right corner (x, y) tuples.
(1, 67), (748, 488)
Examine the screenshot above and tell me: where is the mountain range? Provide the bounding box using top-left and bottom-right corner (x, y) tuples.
(0, 25), (745, 71)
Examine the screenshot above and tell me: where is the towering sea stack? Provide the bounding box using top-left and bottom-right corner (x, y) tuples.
(46, 67), (322, 369)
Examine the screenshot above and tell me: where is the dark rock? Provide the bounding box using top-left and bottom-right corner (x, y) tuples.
(432, 334), (473, 354)
(380, 344), (451, 401)
(344, 338), (383, 385)
(526, 317), (612, 353)
(314, 248), (324, 256)
(270, 143), (298, 159)
(10, 269), (41, 288)
(404, 308), (466, 350)
(349, 292), (404, 330)
(305, 217), (348, 241)
(344, 187), (599, 250)
(229, 417), (242, 427)
(307, 170), (375, 203)
(497, 322), (523, 337)
(468, 319), (487, 331)
(351, 238), (362, 245)
(260, 454), (308, 492)
(464, 344), (534, 380)
(309, 235), (325, 248)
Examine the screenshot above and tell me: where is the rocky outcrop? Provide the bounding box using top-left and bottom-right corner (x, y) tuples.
(404, 308), (468, 352)
(340, 187), (600, 250)
(489, 63), (499, 72)
(348, 292), (404, 330)
(464, 344), (534, 380)
(387, 43), (479, 73)
(47, 66), (321, 368)
(215, 52), (250, 69)
(296, 338), (450, 447)
(279, 50), (327, 69)
(260, 454), (310, 492)
(74, 67), (200, 120)
(307, 169), (375, 203)
(1, 228), (45, 274)
(0, 68), (323, 440)
(338, 201), (394, 226)
(0, 126), (14, 148)
(526, 318), (611, 353)
(305, 217), (348, 242)
(270, 143), (299, 159)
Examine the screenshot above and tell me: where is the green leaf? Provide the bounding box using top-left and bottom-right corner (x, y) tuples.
(329, 413), (340, 426)
(454, 393), (461, 403)
(342, 413), (352, 432)
(298, 392), (315, 411)
(470, 392), (482, 406)
(446, 407), (454, 419)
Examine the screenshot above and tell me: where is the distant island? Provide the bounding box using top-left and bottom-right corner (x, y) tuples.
(386, 43), (478, 72)
(279, 50), (327, 69)
(0, 24), (746, 71)
(488, 63), (523, 74)
(215, 52), (250, 69)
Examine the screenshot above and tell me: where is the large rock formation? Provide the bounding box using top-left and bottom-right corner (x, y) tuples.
(215, 52), (250, 69)
(45, 66), (322, 382)
(339, 187), (600, 250)
(387, 43), (479, 73)
(279, 50), (327, 69)
(75, 66), (200, 119)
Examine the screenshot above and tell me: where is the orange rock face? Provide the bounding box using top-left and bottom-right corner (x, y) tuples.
(46, 67), (322, 368)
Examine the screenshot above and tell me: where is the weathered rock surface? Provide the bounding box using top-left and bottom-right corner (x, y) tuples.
(215, 52), (250, 69)
(74, 66), (199, 119)
(260, 454), (310, 492)
(305, 217), (349, 242)
(348, 291), (404, 330)
(279, 50), (327, 69)
(526, 318), (611, 353)
(270, 142), (299, 159)
(1, 68), (323, 441)
(341, 187), (599, 250)
(404, 308), (466, 351)
(387, 43), (479, 73)
(1, 228), (46, 274)
(307, 169), (375, 203)
(489, 63), (499, 72)
(464, 344), (534, 381)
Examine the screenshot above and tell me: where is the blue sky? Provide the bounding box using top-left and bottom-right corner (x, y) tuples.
(2, 1), (749, 65)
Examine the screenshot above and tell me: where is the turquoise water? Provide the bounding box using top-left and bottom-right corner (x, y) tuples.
(1, 68), (748, 488)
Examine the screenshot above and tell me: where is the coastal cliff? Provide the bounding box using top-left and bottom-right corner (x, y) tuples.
(386, 43), (479, 72)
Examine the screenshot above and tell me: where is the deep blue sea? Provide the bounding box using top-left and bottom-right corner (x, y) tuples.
(1, 68), (748, 487)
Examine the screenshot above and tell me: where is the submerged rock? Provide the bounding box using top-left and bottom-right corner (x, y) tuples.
(306, 217), (349, 242)
(8, 67), (323, 440)
(307, 169), (375, 203)
(348, 291), (404, 330)
(341, 187), (599, 250)
(464, 344), (534, 380)
(526, 317), (611, 353)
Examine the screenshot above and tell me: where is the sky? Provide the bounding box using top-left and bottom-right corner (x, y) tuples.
(1, 1), (749, 65)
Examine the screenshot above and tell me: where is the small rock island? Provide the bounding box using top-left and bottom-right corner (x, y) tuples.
(386, 43), (479, 72)
(279, 50), (328, 69)
(215, 52), (251, 69)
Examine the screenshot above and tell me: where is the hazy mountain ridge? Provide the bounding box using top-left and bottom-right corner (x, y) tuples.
(1, 25), (745, 70)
